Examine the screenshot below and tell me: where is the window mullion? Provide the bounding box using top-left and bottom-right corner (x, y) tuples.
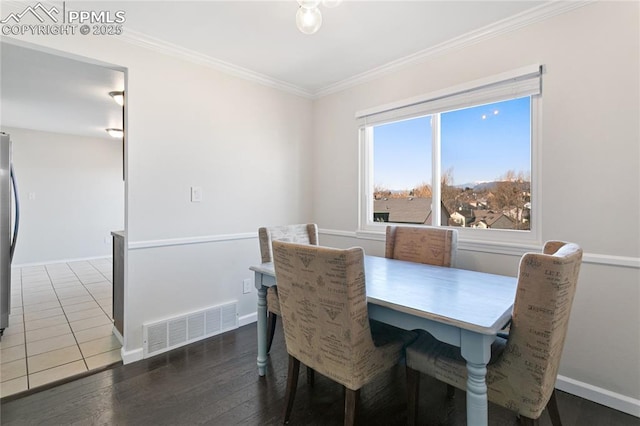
(432, 114), (441, 227)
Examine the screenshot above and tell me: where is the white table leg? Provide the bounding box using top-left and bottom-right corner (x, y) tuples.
(256, 275), (268, 376)
(461, 330), (494, 426)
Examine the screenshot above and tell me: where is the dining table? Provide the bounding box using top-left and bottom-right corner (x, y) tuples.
(250, 255), (517, 426)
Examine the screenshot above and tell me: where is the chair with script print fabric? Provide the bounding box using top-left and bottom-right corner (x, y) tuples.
(272, 241), (417, 426)
(385, 225), (458, 397)
(405, 241), (583, 426)
(258, 224), (318, 354)
(385, 225), (457, 267)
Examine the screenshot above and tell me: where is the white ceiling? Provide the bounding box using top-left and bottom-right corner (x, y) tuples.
(0, 0), (555, 139)
(113, 0), (545, 94)
(1, 41), (125, 139)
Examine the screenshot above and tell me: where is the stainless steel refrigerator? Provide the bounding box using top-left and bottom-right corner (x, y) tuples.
(1, 132), (20, 336)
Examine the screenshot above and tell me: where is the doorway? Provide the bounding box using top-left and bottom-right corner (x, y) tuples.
(0, 41), (126, 397)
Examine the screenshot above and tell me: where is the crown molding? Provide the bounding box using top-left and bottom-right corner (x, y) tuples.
(118, 29), (315, 99)
(1, 0), (593, 100)
(313, 1), (594, 98)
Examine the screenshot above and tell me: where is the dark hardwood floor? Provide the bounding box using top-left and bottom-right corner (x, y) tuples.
(1, 323), (638, 425)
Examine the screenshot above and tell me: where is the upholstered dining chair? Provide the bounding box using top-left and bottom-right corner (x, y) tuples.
(385, 225), (458, 267)
(258, 224), (318, 354)
(405, 241), (583, 426)
(272, 241), (417, 426)
(385, 225), (458, 398)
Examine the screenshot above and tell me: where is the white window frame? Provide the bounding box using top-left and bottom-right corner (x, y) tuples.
(356, 65), (543, 247)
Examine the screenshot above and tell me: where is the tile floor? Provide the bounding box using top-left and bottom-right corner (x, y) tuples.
(1, 258), (122, 398)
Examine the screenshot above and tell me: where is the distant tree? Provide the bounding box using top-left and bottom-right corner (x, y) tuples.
(410, 182), (432, 198)
(491, 170), (530, 229)
(374, 185), (410, 199)
(374, 185), (391, 200)
(441, 168), (463, 215)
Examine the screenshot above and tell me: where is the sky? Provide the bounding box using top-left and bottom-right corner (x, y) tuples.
(373, 96), (531, 190)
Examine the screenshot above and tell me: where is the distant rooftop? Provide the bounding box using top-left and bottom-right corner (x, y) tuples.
(373, 197), (450, 225)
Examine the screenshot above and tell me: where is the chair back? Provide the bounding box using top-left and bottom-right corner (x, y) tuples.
(385, 226), (457, 267)
(258, 224), (318, 263)
(272, 241), (379, 390)
(492, 241), (582, 417)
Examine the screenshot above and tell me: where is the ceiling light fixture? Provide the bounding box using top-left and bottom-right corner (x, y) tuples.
(106, 128), (124, 138)
(296, 6), (322, 35)
(295, 0), (341, 35)
(109, 90), (124, 106)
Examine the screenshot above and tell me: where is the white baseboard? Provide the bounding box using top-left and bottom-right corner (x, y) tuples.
(12, 255), (111, 268)
(120, 347), (143, 365)
(238, 312), (257, 327)
(556, 375), (640, 418)
(112, 326), (124, 345)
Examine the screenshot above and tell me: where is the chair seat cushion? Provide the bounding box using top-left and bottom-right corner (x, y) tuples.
(406, 330), (506, 391)
(267, 287), (280, 315)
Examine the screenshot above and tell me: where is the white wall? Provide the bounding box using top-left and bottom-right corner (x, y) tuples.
(312, 1), (640, 413)
(122, 45), (314, 349)
(1, 126), (124, 264)
(7, 27), (314, 358)
(8, 0), (639, 415)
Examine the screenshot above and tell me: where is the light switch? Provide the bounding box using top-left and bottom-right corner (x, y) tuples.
(190, 186), (202, 202)
(28, 192), (36, 200)
(243, 278), (252, 294)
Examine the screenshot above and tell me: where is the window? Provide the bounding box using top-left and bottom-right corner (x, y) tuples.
(358, 66), (541, 242)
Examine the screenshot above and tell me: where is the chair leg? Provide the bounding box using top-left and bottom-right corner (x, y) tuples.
(344, 387), (360, 426)
(267, 312), (277, 354)
(520, 417), (539, 426)
(306, 366), (315, 386)
(283, 355), (300, 424)
(547, 389), (563, 426)
(406, 366), (420, 426)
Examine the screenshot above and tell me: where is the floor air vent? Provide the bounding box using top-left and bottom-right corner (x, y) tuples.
(143, 301), (238, 358)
